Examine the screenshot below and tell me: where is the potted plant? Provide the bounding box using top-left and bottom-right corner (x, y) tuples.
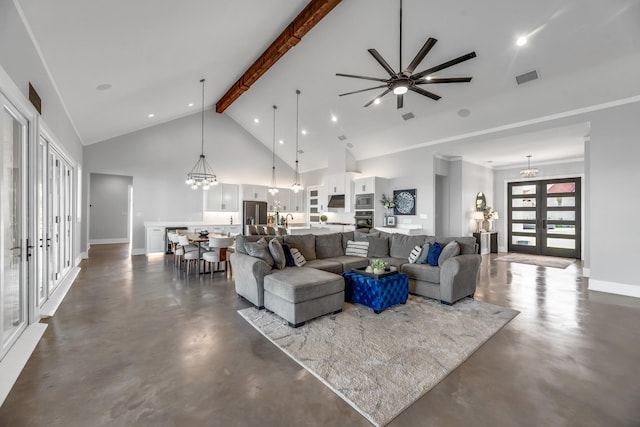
(371, 259), (388, 275)
(320, 214), (328, 224)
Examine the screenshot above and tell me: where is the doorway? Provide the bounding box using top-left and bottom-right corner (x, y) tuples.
(508, 177), (581, 258)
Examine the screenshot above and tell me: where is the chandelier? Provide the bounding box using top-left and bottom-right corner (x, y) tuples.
(268, 105), (279, 195)
(185, 78), (218, 190)
(519, 155), (539, 178)
(291, 89), (303, 193)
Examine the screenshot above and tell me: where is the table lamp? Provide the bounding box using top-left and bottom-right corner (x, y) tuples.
(472, 211), (485, 233)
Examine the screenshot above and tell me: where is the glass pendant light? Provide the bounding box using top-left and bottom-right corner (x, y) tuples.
(268, 105), (279, 195)
(291, 89), (303, 193)
(185, 78), (218, 190)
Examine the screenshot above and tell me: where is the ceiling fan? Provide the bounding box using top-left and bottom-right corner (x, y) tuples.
(336, 0), (477, 109)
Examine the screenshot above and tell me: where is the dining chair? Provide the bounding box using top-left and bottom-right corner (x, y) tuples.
(203, 236), (235, 276)
(247, 225), (257, 235)
(178, 234), (199, 273)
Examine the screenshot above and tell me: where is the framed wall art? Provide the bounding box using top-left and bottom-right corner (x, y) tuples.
(393, 189), (416, 215)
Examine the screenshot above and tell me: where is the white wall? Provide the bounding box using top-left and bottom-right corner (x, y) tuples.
(89, 173), (133, 242)
(461, 161), (494, 236)
(83, 110), (294, 253)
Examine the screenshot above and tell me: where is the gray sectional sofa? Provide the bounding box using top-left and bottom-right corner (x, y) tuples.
(231, 230), (482, 326)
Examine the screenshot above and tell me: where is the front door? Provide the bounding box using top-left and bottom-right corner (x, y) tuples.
(508, 177), (581, 259)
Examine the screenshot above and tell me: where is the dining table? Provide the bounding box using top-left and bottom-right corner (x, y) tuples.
(187, 233), (229, 274)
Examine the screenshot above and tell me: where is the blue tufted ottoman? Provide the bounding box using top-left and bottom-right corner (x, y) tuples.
(342, 270), (409, 313)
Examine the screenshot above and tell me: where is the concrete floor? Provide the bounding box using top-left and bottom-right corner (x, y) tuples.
(1, 244), (639, 426)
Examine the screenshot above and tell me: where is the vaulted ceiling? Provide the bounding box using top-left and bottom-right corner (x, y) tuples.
(16, 0), (640, 172)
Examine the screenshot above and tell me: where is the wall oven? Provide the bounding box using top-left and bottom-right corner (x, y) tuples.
(354, 211), (374, 230)
(355, 193), (374, 210)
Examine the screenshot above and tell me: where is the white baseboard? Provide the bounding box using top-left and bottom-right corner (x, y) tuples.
(80, 251), (88, 259)
(39, 267), (80, 318)
(589, 279), (640, 299)
(131, 248), (146, 256)
(89, 238), (129, 245)
(0, 323), (48, 407)
(582, 268), (590, 277)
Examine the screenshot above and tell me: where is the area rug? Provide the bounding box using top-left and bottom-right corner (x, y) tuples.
(238, 297), (518, 426)
(495, 253), (575, 269)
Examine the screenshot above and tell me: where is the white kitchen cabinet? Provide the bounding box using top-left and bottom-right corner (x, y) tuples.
(325, 174), (345, 196)
(290, 189), (304, 212)
(268, 188), (291, 212)
(355, 177), (375, 194)
(242, 184), (268, 201)
(145, 226), (165, 255)
(205, 183), (239, 212)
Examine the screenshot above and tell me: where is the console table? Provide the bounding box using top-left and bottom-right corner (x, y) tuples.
(473, 232), (498, 255)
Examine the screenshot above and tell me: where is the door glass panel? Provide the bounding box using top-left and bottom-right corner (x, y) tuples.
(547, 224), (576, 235)
(547, 196), (575, 207)
(310, 207), (318, 214)
(512, 198), (536, 208)
(547, 211), (575, 221)
(512, 223), (536, 234)
(512, 236), (536, 246)
(512, 211), (536, 221)
(547, 182), (575, 194)
(547, 238), (575, 249)
(1, 101), (27, 350)
(37, 138), (47, 305)
(511, 184), (536, 196)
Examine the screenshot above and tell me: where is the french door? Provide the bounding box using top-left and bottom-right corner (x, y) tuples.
(0, 94), (29, 360)
(508, 177), (581, 259)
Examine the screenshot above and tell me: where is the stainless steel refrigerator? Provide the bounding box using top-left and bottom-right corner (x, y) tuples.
(243, 201), (268, 226)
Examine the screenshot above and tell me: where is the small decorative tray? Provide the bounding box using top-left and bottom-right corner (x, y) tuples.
(351, 267), (399, 279)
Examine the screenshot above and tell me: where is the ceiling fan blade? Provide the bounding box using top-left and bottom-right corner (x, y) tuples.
(410, 86), (441, 101)
(368, 49), (397, 77)
(336, 73), (389, 83)
(397, 94), (404, 109)
(413, 51), (477, 80)
(415, 77), (473, 84)
(404, 38), (437, 75)
(364, 88), (392, 107)
(338, 85), (388, 97)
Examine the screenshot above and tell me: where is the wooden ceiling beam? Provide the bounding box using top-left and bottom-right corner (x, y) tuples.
(215, 0), (342, 113)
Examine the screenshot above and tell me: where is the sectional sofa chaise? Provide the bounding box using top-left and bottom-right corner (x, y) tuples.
(231, 230), (481, 327)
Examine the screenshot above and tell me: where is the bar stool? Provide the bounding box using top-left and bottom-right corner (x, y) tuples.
(203, 236), (235, 276)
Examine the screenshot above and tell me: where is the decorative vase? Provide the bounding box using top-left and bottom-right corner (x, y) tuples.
(373, 268), (385, 275)
(482, 220), (490, 231)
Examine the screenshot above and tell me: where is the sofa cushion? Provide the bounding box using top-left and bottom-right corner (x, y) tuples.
(390, 234), (427, 259)
(367, 236), (389, 258)
(355, 230), (379, 241)
(268, 238), (286, 269)
(235, 235), (282, 255)
(326, 255), (370, 271)
(401, 263), (441, 284)
(438, 240), (461, 267)
(342, 231), (354, 252)
(290, 248), (307, 267)
(285, 234), (317, 260)
(408, 245), (422, 264)
(303, 258), (343, 274)
(427, 242), (443, 266)
(281, 243), (296, 267)
(264, 267), (344, 303)
(436, 236), (478, 255)
(345, 240), (369, 257)
(316, 233), (344, 258)
(245, 237), (273, 266)
(417, 243), (430, 264)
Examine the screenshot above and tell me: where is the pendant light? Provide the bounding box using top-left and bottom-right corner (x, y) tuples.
(268, 105), (279, 195)
(291, 89), (303, 193)
(519, 155), (539, 178)
(185, 78), (218, 190)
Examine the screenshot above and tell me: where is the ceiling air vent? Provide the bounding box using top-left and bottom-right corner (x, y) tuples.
(402, 112), (415, 121)
(516, 70), (539, 85)
(338, 135), (347, 141)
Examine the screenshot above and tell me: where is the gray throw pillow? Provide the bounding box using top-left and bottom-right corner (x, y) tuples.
(417, 243), (430, 264)
(438, 240), (460, 267)
(268, 238), (286, 269)
(245, 237), (273, 266)
(316, 233), (344, 258)
(367, 236), (389, 258)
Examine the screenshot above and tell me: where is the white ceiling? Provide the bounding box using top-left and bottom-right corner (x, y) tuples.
(17, 0), (640, 172)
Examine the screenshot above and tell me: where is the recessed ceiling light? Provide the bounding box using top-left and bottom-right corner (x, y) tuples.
(516, 36), (527, 46)
(373, 98), (381, 105)
(96, 83), (112, 91)
(301, 129), (307, 135)
(331, 115), (337, 122)
(188, 103), (194, 107)
(279, 140), (284, 144)
(148, 113), (155, 118)
(254, 118), (260, 124)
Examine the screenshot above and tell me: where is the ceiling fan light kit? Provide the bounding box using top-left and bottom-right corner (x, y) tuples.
(337, 0), (476, 109)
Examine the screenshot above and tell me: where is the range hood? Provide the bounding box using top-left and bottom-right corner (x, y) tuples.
(327, 194), (345, 208)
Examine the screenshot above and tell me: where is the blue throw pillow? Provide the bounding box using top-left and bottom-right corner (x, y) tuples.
(282, 243), (296, 267)
(427, 242), (442, 266)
